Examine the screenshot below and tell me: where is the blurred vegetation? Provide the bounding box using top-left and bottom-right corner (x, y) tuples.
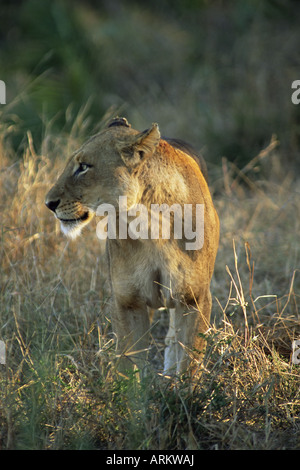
(1, 0), (300, 167)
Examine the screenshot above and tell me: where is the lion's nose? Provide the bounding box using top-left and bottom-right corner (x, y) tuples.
(45, 199), (60, 213)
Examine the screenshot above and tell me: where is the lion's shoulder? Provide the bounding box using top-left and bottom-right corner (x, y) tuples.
(163, 137), (208, 183)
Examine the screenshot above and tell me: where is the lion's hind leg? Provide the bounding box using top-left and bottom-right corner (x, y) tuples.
(163, 290), (212, 378)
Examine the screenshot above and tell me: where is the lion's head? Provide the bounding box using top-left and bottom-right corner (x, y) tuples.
(45, 117), (160, 239)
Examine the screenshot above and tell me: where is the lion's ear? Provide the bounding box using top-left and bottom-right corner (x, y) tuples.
(134, 123), (161, 156)
(118, 123), (160, 167)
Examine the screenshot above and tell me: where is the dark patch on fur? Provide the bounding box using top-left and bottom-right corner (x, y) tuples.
(107, 117), (131, 129)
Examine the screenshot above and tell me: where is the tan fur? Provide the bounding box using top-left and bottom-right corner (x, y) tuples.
(45, 118), (219, 378)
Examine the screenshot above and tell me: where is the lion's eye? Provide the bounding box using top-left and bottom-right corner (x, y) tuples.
(79, 163), (89, 172)
(74, 163), (91, 177)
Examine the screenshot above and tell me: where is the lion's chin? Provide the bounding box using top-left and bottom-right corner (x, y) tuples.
(59, 212), (93, 239)
(60, 221), (84, 239)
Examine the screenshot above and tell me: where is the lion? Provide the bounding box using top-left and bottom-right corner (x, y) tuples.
(45, 117), (219, 378)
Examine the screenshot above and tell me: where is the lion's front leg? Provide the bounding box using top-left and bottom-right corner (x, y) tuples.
(111, 299), (151, 378)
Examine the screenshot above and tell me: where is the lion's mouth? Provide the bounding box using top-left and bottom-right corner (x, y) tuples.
(58, 211), (90, 224)
(58, 211), (93, 240)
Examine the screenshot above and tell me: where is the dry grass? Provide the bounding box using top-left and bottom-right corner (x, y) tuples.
(0, 120), (299, 450)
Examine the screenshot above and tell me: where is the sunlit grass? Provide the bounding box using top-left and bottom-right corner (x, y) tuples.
(0, 112), (299, 449)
